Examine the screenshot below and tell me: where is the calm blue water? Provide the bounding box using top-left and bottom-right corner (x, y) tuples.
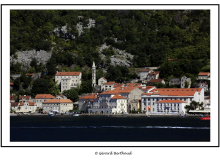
(10, 115), (210, 142)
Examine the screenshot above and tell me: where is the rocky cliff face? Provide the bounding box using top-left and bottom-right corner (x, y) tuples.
(10, 50), (52, 70)
(99, 43), (134, 67)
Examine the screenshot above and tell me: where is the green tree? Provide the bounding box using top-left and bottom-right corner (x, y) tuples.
(62, 89), (78, 102)
(32, 78), (49, 95)
(48, 80), (60, 96)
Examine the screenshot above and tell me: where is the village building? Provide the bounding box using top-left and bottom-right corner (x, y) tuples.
(42, 99), (73, 113)
(98, 77), (107, 91)
(204, 96), (210, 111)
(10, 94), (15, 102)
(55, 71), (82, 93)
(55, 95), (67, 99)
(141, 86), (156, 93)
(141, 88), (204, 114)
(198, 72), (210, 80)
(147, 79), (165, 85)
(154, 100), (186, 114)
(19, 95), (33, 102)
(79, 85), (143, 113)
(35, 94), (55, 108)
(130, 99), (141, 112)
(198, 82), (209, 91)
(16, 101), (37, 113)
(98, 77), (107, 86)
(139, 69), (152, 80)
(103, 81), (115, 91)
(10, 102), (21, 112)
(146, 71), (160, 82)
(169, 76), (191, 88)
(88, 95), (127, 114)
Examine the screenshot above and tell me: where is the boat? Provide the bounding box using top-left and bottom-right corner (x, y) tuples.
(48, 112), (54, 116)
(200, 116), (210, 120)
(72, 113), (80, 116)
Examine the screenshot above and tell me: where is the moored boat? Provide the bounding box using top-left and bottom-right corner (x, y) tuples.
(72, 113), (79, 116)
(200, 116), (210, 120)
(48, 112), (54, 116)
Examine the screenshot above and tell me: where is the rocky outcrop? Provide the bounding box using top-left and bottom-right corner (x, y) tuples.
(53, 23), (75, 40)
(10, 50), (52, 70)
(99, 43), (134, 67)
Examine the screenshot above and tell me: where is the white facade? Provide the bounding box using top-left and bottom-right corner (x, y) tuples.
(42, 99), (73, 113)
(141, 88), (204, 114)
(35, 94), (55, 108)
(88, 95), (127, 114)
(139, 69), (152, 80)
(103, 81), (115, 91)
(92, 61), (96, 87)
(16, 102), (37, 113)
(152, 100), (186, 114)
(55, 72), (82, 93)
(98, 77), (107, 91)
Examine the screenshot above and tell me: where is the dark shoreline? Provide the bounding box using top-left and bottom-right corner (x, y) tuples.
(10, 113), (204, 117)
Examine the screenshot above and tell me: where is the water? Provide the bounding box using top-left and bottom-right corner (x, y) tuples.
(10, 115), (210, 141)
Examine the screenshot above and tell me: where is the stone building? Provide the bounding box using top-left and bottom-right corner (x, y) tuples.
(19, 95), (33, 103)
(169, 76), (191, 88)
(55, 72), (82, 93)
(139, 69), (152, 80)
(42, 99), (73, 113)
(35, 94), (55, 108)
(79, 86), (143, 113)
(98, 77), (107, 91)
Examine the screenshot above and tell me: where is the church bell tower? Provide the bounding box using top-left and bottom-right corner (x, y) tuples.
(92, 61), (96, 87)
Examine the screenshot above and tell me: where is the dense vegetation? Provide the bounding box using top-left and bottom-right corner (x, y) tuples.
(10, 10), (210, 98)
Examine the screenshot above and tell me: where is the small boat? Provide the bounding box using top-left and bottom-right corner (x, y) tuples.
(200, 116), (210, 120)
(48, 112), (54, 116)
(72, 113), (79, 116)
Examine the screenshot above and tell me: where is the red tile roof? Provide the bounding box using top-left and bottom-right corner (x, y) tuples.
(55, 72), (81, 76)
(100, 77), (107, 80)
(10, 102), (19, 106)
(148, 79), (164, 83)
(104, 81), (115, 85)
(142, 88), (202, 96)
(198, 72), (210, 76)
(26, 73), (34, 76)
(111, 95), (127, 99)
(149, 71), (160, 76)
(156, 100), (186, 103)
(43, 99), (73, 104)
(10, 83), (14, 85)
(140, 69), (151, 72)
(79, 93), (98, 100)
(35, 94), (55, 99)
(10, 95), (15, 100)
(19, 95), (31, 100)
(27, 101), (35, 106)
(205, 96), (210, 99)
(114, 83), (123, 88)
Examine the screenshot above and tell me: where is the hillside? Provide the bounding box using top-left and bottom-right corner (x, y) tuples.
(10, 10), (210, 81)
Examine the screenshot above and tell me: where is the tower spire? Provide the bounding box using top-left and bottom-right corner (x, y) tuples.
(92, 61), (96, 87)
